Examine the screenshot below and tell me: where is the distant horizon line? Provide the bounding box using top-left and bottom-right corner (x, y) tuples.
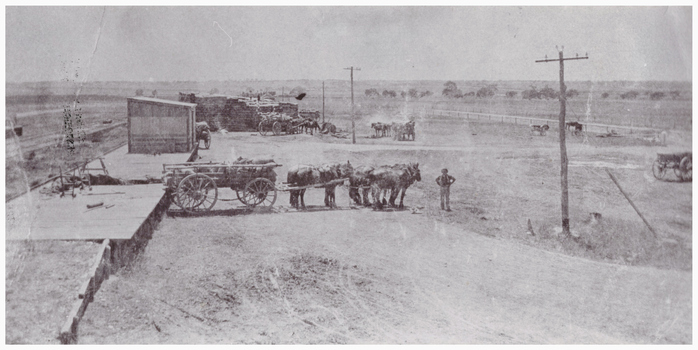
(6, 79), (692, 84)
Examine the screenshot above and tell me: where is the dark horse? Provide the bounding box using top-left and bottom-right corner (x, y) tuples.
(288, 161), (353, 209)
(303, 119), (320, 135)
(349, 165), (375, 206)
(369, 162), (421, 210)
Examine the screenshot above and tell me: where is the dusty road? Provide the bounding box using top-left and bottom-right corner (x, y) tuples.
(78, 121), (691, 344)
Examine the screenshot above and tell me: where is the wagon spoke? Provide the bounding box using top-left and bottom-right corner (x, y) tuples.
(175, 173), (218, 213)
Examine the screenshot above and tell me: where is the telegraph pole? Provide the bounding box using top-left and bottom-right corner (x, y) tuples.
(322, 81), (325, 125)
(535, 47), (588, 236)
(344, 66), (360, 144)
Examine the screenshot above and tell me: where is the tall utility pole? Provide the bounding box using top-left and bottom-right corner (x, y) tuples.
(322, 81), (325, 125)
(344, 66), (360, 144)
(535, 47), (588, 236)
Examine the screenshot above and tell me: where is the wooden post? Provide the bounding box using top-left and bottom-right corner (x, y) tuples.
(536, 49), (588, 237)
(606, 169), (658, 239)
(322, 81), (325, 125)
(558, 50), (570, 235)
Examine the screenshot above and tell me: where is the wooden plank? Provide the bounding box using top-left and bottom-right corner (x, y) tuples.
(8, 184), (166, 240)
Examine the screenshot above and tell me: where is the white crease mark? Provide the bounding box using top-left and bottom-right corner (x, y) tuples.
(73, 7), (107, 111)
(213, 21), (233, 47)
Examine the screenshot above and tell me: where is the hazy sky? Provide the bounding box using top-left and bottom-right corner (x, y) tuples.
(5, 6), (692, 82)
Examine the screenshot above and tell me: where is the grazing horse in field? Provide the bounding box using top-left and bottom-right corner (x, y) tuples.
(371, 123), (383, 137)
(392, 123), (403, 140)
(393, 121), (416, 141)
(287, 161), (353, 209)
(566, 121), (583, 135)
(403, 120), (416, 141)
(369, 162), (421, 210)
(530, 124), (550, 136)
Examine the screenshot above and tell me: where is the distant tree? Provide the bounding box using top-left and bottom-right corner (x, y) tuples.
(400, 91), (407, 98)
(566, 89), (580, 98)
(476, 84), (497, 98)
(650, 91), (665, 100)
(365, 88), (380, 98)
(670, 90), (681, 100)
(135, 89), (144, 96)
(601, 92), (610, 99)
(420, 90), (433, 98)
(151, 90), (158, 98)
(465, 91), (475, 97)
(539, 85), (558, 99)
(620, 91), (639, 99)
(442, 81), (462, 98)
(522, 85), (541, 100)
(210, 88), (219, 94)
(408, 88), (419, 99)
(506, 91), (518, 98)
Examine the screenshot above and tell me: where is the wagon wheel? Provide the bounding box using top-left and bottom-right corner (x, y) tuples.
(50, 176), (72, 193)
(673, 164), (684, 178)
(272, 121), (282, 136)
(258, 121), (269, 136)
(680, 156), (692, 181)
(242, 178), (277, 208)
(652, 160), (666, 180)
(234, 188), (247, 204)
(175, 173), (218, 213)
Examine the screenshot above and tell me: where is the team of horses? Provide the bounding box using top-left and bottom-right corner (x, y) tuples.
(371, 121), (416, 141)
(287, 161), (421, 210)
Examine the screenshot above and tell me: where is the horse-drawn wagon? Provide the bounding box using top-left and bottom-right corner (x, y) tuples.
(163, 159), (282, 213)
(257, 112), (307, 136)
(652, 152), (692, 182)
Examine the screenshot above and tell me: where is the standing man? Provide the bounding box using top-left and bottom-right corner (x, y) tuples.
(436, 168), (456, 211)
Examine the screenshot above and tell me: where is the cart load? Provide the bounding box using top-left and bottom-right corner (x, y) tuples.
(162, 158), (282, 213)
(258, 112), (306, 136)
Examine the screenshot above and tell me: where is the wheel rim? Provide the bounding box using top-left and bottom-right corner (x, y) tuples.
(175, 174), (218, 213)
(259, 121), (268, 136)
(680, 157), (692, 181)
(235, 189), (247, 204)
(243, 178), (276, 208)
(272, 122), (282, 136)
(652, 160), (666, 179)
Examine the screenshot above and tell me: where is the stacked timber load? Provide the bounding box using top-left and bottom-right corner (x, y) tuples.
(299, 109), (320, 120)
(221, 97), (256, 131)
(177, 92), (227, 131)
(279, 102), (299, 117)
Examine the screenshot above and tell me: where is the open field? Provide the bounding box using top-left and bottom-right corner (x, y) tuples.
(73, 107), (691, 343)
(5, 80), (691, 343)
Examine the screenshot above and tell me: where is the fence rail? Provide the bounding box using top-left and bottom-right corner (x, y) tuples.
(429, 109), (663, 136)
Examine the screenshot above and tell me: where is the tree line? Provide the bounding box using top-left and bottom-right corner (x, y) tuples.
(364, 88), (433, 99)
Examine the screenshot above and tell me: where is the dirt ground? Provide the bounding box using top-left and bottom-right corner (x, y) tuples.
(77, 116), (691, 344)
(5, 240), (101, 344)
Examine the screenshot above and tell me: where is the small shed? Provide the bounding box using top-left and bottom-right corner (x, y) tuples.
(127, 97), (197, 154)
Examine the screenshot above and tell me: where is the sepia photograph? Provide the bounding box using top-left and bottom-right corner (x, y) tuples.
(4, 5), (692, 344)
